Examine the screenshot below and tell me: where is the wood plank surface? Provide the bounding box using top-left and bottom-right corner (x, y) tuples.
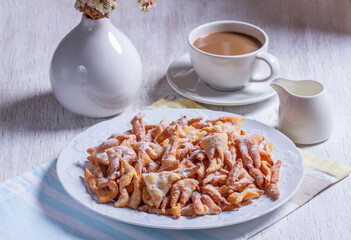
(1, 0), (351, 239)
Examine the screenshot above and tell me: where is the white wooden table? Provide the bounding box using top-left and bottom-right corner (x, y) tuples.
(1, 0), (351, 239)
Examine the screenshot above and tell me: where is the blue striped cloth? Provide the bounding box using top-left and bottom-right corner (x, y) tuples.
(1, 160), (226, 240)
(0, 159), (298, 240)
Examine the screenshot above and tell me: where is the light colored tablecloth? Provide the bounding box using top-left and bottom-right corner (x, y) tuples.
(1, 98), (350, 240)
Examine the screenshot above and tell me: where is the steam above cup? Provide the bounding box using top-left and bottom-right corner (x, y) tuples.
(187, 21), (280, 91)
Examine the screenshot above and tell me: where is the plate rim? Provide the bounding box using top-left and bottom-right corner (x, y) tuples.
(166, 54), (288, 106)
(56, 108), (304, 230)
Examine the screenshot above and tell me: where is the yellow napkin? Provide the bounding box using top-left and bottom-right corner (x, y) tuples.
(150, 98), (207, 109)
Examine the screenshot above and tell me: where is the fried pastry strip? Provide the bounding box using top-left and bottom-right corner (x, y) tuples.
(234, 134), (264, 168)
(192, 192), (222, 215)
(170, 179), (198, 218)
(226, 158), (243, 187)
(159, 128), (180, 171)
(142, 172), (183, 208)
(84, 169), (119, 203)
(265, 160), (281, 199)
(227, 188), (264, 205)
(201, 184), (227, 204)
(84, 112), (282, 218)
(260, 142), (274, 166)
(200, 133), (228, 174)
(131, 112), (146, 141)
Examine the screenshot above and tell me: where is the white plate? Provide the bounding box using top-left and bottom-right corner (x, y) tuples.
(166, 54), (288, 106)
(57, 109), (304, 230)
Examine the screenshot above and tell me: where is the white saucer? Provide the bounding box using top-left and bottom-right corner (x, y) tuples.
(166, 54), (288, 106)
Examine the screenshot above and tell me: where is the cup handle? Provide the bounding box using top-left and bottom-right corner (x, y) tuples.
(250, 52), (280, 82)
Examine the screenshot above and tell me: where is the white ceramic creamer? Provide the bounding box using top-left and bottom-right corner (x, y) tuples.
(270, 78), (333, 144)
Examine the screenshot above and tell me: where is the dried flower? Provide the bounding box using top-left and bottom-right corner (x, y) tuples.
(75, 0), (156, 19)
(137, 0), (156, 12)
(75, 0), (118, 19)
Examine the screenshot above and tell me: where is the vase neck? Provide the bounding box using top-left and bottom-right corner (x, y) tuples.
(80, 14), (112, 30)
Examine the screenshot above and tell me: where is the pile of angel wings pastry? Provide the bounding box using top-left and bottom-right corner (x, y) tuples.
(84, 113), (281, 218)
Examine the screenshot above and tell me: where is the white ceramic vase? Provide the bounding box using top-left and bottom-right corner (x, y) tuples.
(50, 15), (142, 118)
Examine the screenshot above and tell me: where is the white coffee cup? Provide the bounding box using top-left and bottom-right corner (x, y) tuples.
(187, 21), (280, 91)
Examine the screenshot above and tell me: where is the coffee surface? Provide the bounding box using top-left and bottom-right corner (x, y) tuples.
(193, 31), (262, 56)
